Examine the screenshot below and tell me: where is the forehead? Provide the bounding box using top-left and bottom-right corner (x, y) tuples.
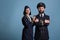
(38, 7), (44, 8)
(26, 8), (30, 10)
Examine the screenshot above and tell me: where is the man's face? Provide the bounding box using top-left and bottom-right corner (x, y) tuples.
(38, 7), (45, 13)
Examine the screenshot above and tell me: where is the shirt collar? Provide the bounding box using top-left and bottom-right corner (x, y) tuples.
(39, 13), (44, 17)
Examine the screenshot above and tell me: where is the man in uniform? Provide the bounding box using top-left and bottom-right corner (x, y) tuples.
(33, 2), (50, 40)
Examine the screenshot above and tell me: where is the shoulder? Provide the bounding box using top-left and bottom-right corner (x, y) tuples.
(22, 15), (27, 20)
(45, 14), (50, 19)
(22, 15), (27, 19)
(45, 14), (49, 17)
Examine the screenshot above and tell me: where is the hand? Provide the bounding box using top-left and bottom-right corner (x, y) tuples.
(35, 18), (39, 22)
(33, 16), (36, 21)
(33, 16), (39, 22)
(45, 20), (50, 23)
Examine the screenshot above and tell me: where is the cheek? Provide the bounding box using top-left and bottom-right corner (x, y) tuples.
(26, 11), (28, 13)
(38, 8), (43, 11)
(28, 10), (30, 13)
(40, 8), (44, 11)
(42, 8), (45, 11)
(38, 9), (40, 11)
(26, 10), (30, 13)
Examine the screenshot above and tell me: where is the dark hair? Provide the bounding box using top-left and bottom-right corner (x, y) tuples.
(37, 2), (46, 9)
(23, 6), (31, 15)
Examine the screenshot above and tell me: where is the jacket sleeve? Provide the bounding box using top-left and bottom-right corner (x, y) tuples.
(22, 17), (29, 27)
(33, 16), (41, 26)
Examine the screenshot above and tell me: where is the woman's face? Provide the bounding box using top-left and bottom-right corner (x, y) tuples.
(25, 8), (30, 15)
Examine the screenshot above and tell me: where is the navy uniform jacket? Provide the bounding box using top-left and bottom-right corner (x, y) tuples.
(34, 14), (50, 40)
(22, 15), (33, 40)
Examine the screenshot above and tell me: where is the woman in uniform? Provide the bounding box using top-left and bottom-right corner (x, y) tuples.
(22, 6), (33, 40)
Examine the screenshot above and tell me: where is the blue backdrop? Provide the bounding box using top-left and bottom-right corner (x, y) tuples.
(0, 0), (60, 40)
